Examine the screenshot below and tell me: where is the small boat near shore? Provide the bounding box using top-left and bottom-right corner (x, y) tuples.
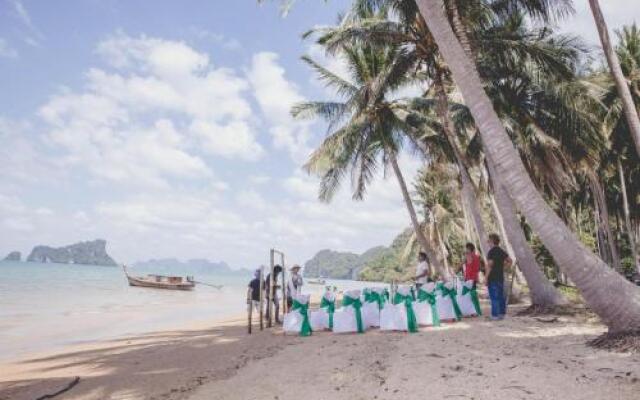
(123, 265), (196, 291)
(307, 278), (327, 285)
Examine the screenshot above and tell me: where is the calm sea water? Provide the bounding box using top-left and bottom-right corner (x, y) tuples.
(0, 261), (375, 362)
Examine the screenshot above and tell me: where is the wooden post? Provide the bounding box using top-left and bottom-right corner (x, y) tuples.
(258, 265), (264, 331)
(281, 252), (287, 314)
(268, 250), (274, 328)
(247, 298), (253, 334)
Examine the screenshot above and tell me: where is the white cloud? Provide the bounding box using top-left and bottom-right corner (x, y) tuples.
(10, 0), (43, 46)
(39, 33), (266, 188)
(248, 52), (312, 161)
(0, 38), (18, 58)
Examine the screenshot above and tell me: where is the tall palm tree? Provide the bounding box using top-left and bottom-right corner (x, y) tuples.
(292, 38), (448, 277)
(588, 0), (640, 158)
(415, 0), (640, 333)
(319, 0), (569, 306)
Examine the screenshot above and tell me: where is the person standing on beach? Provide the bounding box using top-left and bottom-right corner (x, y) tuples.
(265, 265), (283, 324)
(414, 252), (431, 289)
(463, 243), (481, 288)
(286, 265), (303, 309)
(247, 269), (262, 314)
(485, 234), (512, 320)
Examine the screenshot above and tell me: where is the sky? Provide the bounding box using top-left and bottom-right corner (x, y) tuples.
(1, 0), (638, 270)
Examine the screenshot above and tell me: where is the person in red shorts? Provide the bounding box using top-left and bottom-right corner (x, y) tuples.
(463, 242), (481, 288)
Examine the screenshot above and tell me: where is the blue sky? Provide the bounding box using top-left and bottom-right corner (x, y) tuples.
(1, 0), (638, 269)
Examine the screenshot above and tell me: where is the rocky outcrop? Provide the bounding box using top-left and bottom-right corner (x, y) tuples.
(3, 251), (21, 261)
(26, 239), (117, 266)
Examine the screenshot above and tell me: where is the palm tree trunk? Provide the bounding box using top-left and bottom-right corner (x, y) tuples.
(416, 0), (640, 333)
(618, 159), (640, 273)
(389, 152), (446, 278)
(587, 170), (622, 273)
(433, 69), (490, 256)
(588, 0), (640, 158)
(486, 155), (568, 306)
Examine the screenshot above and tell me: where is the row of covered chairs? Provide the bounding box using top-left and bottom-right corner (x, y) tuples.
(283, 280), (482, 336)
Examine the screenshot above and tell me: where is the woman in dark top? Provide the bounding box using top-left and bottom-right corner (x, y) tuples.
(485, 234), (512, 320)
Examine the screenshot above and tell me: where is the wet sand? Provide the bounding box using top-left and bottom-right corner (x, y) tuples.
(1, 305), (638, 400)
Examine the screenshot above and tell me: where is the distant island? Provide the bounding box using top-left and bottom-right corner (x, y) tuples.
(303, 229), (418, 282)
(133, 258), (249, 275)
(3, 251), (21, 262)
(26, 239), (117, 266)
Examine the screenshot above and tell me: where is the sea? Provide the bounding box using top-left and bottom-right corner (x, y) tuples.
(0, 260), (377, 362)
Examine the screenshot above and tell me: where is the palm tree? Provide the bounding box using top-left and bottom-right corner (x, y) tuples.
(415, 0), (640, 333)
(318, 0), (569, 306)
(292, 38), (448, 277)
(588, 0), (640, 158)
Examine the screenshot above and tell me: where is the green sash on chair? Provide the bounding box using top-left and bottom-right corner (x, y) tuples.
(393, 292), (418, 333)
(291, 299), (312, 337)
(320, 296), (336, 329)
(342, 295), (364, 333)
(462, 285), (482, 316)
(417, 288), (441, 326)
(364, 290), (386, 310)
(438, 283), (462, 321)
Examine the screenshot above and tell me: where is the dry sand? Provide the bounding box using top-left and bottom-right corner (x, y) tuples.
(1, 305), (638, 400)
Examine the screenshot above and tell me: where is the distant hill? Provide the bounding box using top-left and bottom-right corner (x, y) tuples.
(132, 258), (249, 275)
(358, 229), (417, 282)
(304, 229), (420, 282)
(303, 245), (389, 280)
(26, 239), (117, 266)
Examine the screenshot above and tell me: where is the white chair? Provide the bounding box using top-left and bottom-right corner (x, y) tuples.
(457, 280), (481, 317)
(362, 287), (385, 328)
(310, 291), (336, 331)
(436, 282), (459, 321)
(415, 282), (440, 326)
(283, 294), (312, 336)
(380, 286), (414, 332)
(332, 290), (365, 334)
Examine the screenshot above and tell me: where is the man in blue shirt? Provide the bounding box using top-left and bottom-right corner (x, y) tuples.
(485, 233), (512, 320)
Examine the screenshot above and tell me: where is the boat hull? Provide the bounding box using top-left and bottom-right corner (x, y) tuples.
(126, 276), (195, 291)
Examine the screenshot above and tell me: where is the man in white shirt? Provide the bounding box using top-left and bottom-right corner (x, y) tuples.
(414, 252), (431, 289)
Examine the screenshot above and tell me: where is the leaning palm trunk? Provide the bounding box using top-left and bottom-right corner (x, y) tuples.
(587, 171), (622, 273)
(617, 159), (639, 274)
(416, 0), (640, 333)
(588, 0), (640, 158)
(486, 155), (568, 307)
(389, 152), (446, 278)
(433, 71), (490, 257)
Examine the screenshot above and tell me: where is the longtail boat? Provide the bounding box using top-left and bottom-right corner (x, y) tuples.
(122, 265), (195, 291)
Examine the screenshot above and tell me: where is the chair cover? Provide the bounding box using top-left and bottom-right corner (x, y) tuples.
(332, 290), (365, 334)
(415, 282), (440, 326)
(380, 286), (416, 332)
(457, 280), (481, 316)
(436, 282), (462, 321)
(283, 294), (312, 336)
(362, 287), (386, 328)
(310, 291), (336, 331)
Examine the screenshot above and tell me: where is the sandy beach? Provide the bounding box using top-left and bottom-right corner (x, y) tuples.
(1, 303), (638, 400)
